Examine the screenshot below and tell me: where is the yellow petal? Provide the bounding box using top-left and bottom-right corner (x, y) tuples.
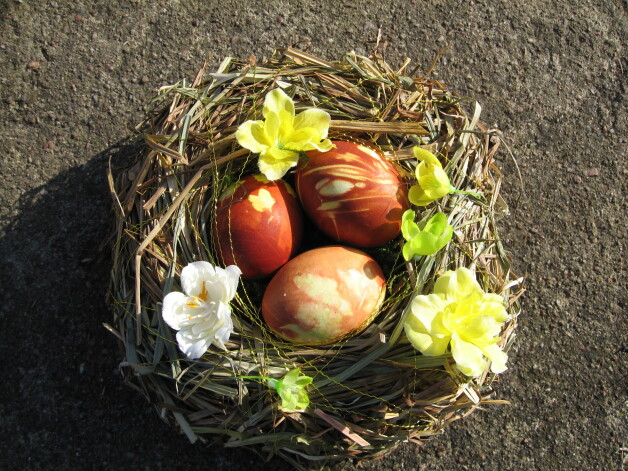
(409, 294), (449, 332)
(405, 327), (450, 356)
(258, 148), (300, 181)
(418, 167), (450, 190)
(413, 147), (442, 167)
(405, 295), (450, 355)
(408, 184), (431, 206)
(283, 127), (322, 150)
(293, 108), (331, 139)
(482, 343), (508, 373)
(263, 88), (295, 121)
(451, 333), (486, 377)
(309, 138), (334, 152)
(456, 315), (502, 346)
(433, 267), (484, 301)
(264, 110), (281, 143)
(477, 296), (509, 323)
(236, 120), (269, 153)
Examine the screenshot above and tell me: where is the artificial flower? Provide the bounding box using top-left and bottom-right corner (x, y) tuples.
(162, 261), (241, 359)
(401, 209), (453, 260)
(235, 88), (334, 181)
(404, 267), (509, 377)
(266, 368), (313, 412)
(408, 147), (453, 206)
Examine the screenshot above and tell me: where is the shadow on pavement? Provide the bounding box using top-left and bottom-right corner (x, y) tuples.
(0, 141), (289, 470)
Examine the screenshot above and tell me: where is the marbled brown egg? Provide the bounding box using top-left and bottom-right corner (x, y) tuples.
(296, 140), (409, 247)
(214, 174), (303, 279)
(262, 246), (386, 345)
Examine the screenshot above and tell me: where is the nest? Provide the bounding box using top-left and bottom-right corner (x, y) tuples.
(108, 48), (523, 469)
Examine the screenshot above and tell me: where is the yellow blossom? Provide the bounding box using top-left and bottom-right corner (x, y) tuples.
(404, 267), (509, 377)
(236, 88), (334, 181)
(408, 147), (453, 206)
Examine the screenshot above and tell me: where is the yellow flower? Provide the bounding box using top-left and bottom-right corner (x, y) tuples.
(404, 267), (509, 377)
(236, 88), (334, 181)
(408, 147), (453, 206)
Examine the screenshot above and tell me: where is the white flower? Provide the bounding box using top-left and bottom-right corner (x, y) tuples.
(162, 261), (241, 359)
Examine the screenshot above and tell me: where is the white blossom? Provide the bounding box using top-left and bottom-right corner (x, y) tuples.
(162, 261), (241, 359)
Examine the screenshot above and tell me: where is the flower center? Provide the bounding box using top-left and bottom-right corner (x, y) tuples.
(185, 282), (209, 309)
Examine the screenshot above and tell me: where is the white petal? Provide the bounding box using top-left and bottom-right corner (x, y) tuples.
(222, 265), (242, 300)
(162, 291), (188, 330)
(213, 303), (234, 349)
(176, 329), (210, 359)
(181, 261), (215, 297)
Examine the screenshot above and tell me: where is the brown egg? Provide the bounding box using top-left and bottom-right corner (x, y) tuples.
(214, 174), (303, 279)
(262, 246), (386, 345)
(296, 140), (409, 247)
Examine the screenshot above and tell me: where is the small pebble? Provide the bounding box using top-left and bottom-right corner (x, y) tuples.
(140, 75), (149, 84)
(585, 168), (599, 177)
(43, 140), (54, 149)
(192, 18), (199, 27)
(27, 61), (40, 69)
(87, 65), (93, 71)
(573, 175), (582, 183)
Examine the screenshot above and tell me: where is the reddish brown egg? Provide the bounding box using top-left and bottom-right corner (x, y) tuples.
(262, 246), (386, 345)
(296, 140), (409, 247)
(214, 174), (303, 279)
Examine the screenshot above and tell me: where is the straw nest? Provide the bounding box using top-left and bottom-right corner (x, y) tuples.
(107, 48), (523, 469)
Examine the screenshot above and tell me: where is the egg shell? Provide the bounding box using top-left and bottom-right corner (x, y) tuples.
(296, 140), (409, 247)
(262, 245), (386, 345)
(214, 174), (303, 279)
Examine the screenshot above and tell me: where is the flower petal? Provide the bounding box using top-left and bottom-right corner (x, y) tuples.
(482, 343), (508, 374)
(223, 265), (243, 300)
(405, 327), (451, 356)
(451, 333), (486, 377)
(293, 108), (331, 139)
(258, 147), (300, 180)
(408, 184), (431, 206)
(456, 314), (502, 345)
(236, 120), (269, 154)
(418, 169), (451, 195)
(283, 127), (322, 150)
(176, 329), (211, 359)
(402, 241), (414, 261)
(263, 88), (295, 121)
(413, 147), (442, 167)
(401, 209), (420, 239)
(180, 261), (215, 297)
(405, 294), (450, 355)
(162, 291), (189, 330)
(264, 109), (281, 143)
(307, 138), (334, 152)
(478, 295), (509, 323)
(212, 302), (234, 350)
(433, 267), (484, 301)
